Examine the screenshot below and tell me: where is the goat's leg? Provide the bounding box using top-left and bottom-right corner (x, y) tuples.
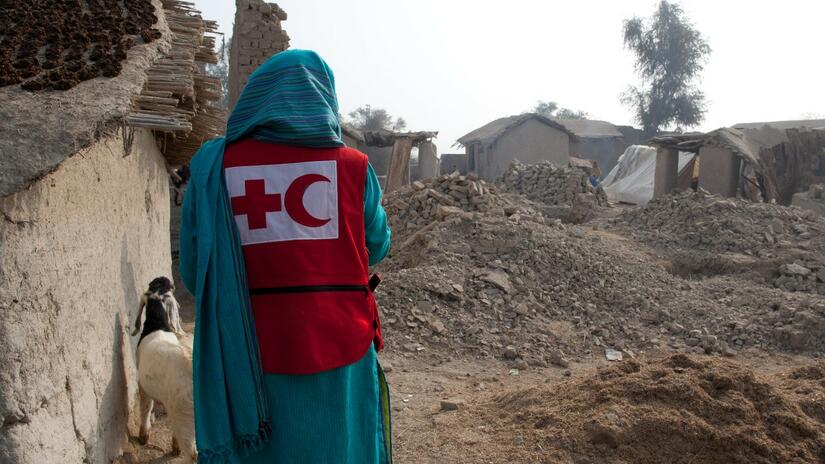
(168, 408), (197, 463)
(138, 387), (154, 445)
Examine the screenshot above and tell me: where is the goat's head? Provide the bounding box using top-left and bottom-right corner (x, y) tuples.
(138, 296), (174, 344)
(148, 276), (174, 295)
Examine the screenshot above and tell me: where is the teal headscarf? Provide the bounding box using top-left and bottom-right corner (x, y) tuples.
(227, 50), (344, 147)
(179, 50), (346, 463)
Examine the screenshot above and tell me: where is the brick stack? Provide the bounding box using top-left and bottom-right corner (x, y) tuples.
(228, 0), (290, 109)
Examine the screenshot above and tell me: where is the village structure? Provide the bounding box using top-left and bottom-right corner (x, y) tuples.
(1, 0), (825, 463)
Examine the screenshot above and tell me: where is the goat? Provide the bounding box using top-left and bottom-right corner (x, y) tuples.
(135, 295), (196, 462)
(132, 276), (185, 337)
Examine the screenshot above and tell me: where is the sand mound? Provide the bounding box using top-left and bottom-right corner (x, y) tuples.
(483, 355), (825, 463)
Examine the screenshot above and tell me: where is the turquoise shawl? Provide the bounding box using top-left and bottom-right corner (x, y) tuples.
(179, 50), (347, 463)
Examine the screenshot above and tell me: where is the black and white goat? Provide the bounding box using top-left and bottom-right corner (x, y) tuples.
(135, 293), (196, 462)
(132, 276), (184, 337)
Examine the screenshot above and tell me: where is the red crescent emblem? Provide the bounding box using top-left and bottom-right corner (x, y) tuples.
(285, 174), (332, 228)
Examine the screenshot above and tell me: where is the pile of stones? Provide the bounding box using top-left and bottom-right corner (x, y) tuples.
(499, 160), (608, 208)
(774, 261), (825, 295)
(383, 172), (522, 235)
(613, 190), (824, 256)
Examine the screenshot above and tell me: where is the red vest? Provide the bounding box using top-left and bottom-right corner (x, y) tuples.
(223, 139), (383, 375)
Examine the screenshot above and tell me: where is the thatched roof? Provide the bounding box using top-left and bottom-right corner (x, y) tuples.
(0, 0), (223, 198)
(556, 119), (624, 139)
(457, 113), (577, 147)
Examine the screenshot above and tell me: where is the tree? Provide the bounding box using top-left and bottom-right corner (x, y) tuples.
(622, 1), (711, 138)
(348, 105), (407, 131)
(554, 108), (589, 120)
(532, 100), (559, 118)
(530, 100), (589, 120)
(206, 35), (230, 109)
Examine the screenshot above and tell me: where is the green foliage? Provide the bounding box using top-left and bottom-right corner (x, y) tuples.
(554, 108), (589, 120)
(530, 100), (588, 120)
(622, 1), (711, 138)
(206, 35), (230, 109)
(348, 105), (407, 131)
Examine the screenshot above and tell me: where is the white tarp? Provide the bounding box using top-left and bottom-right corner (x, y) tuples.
(601, 145), (694, 206)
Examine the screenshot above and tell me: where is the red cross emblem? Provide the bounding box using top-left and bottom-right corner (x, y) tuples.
(230, 175), (333, 231)
(231, 179), (282, 230)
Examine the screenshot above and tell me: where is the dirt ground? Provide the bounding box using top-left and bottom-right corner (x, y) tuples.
(118, 346), (824, 464)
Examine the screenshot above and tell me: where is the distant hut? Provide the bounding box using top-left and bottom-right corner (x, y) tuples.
(557, 119), (639, 176)
(440, 153), (468, 175)
(0, 1), (222, 462)
(458, 113), (576, 181)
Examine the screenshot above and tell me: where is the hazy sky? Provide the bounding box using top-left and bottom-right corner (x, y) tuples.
(196, 0), (824, 151)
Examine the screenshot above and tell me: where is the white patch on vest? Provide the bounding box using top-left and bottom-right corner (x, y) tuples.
(225, 161), (339, 245)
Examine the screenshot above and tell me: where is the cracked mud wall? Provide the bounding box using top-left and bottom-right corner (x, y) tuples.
(0, 129), (171, 463)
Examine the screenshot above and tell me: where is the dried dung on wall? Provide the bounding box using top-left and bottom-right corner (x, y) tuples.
(0, 0), (161, 90)
(610, 190), (825, 295)
(465, 355), (825, 464)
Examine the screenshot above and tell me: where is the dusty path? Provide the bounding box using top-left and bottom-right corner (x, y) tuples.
(118, 347), (817, 464)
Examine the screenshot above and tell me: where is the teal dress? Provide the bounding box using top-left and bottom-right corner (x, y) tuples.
(179, 50), (392, 464)
(241, 165), (392, 464)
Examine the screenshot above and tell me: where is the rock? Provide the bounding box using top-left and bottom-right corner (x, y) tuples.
(440, 399), (466, 412)
(381, 362), (393, 373)
(548, 349), (570, 368)
(403, 343), (423, 352)
(514, 358), (529, 370)
(784, 263), (812, 276)
(701, 335), (719, 353)
(605, 349), (623, 361)
(503, 345), (518, 360)
(428, 318), (446, 335)
(685, 337), (701, 347)
(480, 270), (513, 294)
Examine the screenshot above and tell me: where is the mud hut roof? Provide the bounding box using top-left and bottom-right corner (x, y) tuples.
(0, 0), (224, 198)
(733, 119), (825, 131)
(361, 128), (438, 148)
(341, 123), (366, 144)
(556, 119), (624, 138)
(457, 113), (577, 147)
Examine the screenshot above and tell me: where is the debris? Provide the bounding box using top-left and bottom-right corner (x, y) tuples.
(605, 349), (623, 361)
(548, 350), (570, 368)
(440, 399), (466, 412)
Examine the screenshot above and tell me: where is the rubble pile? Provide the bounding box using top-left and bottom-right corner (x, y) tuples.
(462, 355), (825, 464)
(613, 190), (824, 256)
(612, 190), (825, 294)
(499, 160), (608, 213)
(383, 172), (527, 236)
(375, 206), (825, 365)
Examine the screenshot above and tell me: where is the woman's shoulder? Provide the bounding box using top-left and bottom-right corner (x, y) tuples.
(189, 138), (226, 179)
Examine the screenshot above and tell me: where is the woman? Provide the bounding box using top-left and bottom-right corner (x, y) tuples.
(179, 50), (392, 463)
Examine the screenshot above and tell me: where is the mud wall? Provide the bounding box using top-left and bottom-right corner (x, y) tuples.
(228, 0), (290, 110)
(0, 129), (171, 463)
